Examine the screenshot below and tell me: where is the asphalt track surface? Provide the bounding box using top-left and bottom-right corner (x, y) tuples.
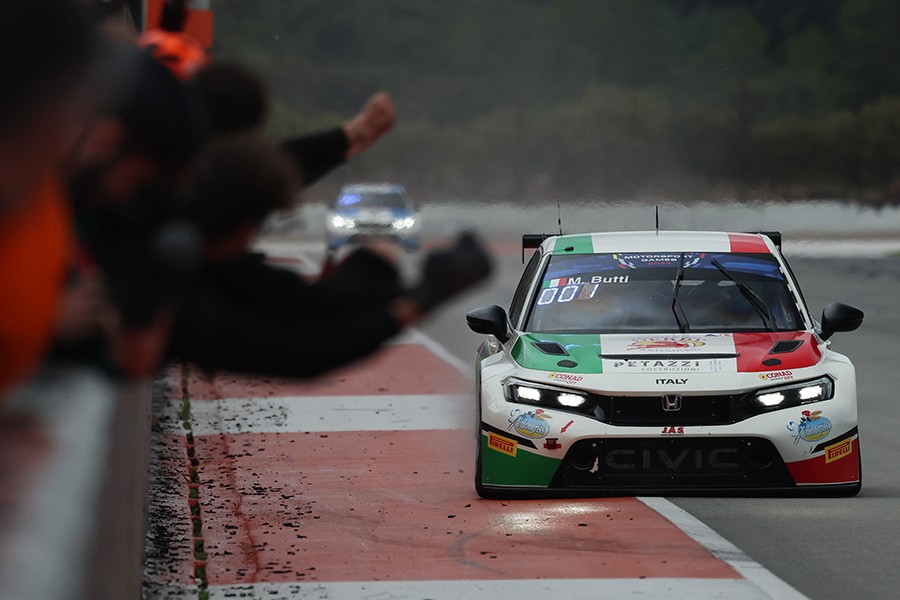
(424, 248), (900, 600)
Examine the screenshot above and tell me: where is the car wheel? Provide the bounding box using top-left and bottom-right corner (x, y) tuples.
(830, 442), (862, 497)
(474, 371), (489, 498)
(474, 446), (488, 498)
(848, 443), (863, 496)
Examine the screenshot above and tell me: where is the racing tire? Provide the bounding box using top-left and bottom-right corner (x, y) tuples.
(824, 442), (862, 497)
(846, 445), (863, 496)
(474, 370), (489, 499)
(474, 443), (488, 498)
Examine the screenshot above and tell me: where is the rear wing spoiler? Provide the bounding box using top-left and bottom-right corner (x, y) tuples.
(522, 233), (554, 263)
(749, 231), (782, 250)
(522, 231), (781, 263)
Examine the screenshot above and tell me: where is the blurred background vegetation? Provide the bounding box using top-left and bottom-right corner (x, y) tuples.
(213, 0), (900, 203)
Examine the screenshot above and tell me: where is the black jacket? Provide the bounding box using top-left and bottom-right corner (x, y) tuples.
(282, 128), (347, 186)
(168, 249), (404, 377)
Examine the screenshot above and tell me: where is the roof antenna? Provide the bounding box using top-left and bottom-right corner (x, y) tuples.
(655, 204), (659, 235)
(557, 198), (563, 235)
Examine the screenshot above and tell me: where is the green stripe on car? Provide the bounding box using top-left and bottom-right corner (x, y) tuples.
(552, 235), (593, 254)
(481, 434), (561, 486)
(511, 333), (602, 374)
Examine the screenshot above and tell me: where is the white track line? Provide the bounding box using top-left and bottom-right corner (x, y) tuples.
(405, 327), (475, 379)
(205, 577), (776, 599)
(174, 394), (474, 435)
(639, 497), (808, 599)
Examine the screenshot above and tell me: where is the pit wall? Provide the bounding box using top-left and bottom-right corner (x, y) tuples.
(0, 367), (152, 600)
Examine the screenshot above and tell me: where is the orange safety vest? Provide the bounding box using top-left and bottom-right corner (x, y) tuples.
(138, 28), (209, 80)
(0, 175), (72, 395)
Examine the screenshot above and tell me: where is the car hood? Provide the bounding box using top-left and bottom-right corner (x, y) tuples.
(511, 332), (822, 375)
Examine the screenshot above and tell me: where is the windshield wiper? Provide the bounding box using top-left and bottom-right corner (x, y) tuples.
(710, 259), (776, 331)
(672, 252), (690, 333)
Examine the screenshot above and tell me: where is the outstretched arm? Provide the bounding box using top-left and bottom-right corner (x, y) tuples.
(280, 91), (396, 186)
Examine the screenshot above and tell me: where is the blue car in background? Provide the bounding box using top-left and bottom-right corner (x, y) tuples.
(325, 184), (421, 251)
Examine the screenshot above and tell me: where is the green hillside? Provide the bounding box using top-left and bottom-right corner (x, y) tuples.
(213, 0), (900, 202)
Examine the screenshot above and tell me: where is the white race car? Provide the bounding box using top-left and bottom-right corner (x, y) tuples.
(467, 231), (864, 497)
(325, 184), (420, 251)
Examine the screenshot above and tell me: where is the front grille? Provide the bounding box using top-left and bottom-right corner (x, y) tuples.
(600, 394), (750, 426)
(354, 224), (393, 234)
(551, 437), (794, 489)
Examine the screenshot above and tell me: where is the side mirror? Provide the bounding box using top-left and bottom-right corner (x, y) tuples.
(820, 302), (864, 340)
(466, 305), (510, 343)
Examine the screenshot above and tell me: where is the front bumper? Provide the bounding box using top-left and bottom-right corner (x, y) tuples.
(478, 384), (860, 497)
(326, 228), (420, 251)
(479, 427), (860, 497)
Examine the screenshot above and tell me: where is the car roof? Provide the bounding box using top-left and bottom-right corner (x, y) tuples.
(541, 230), (777, 255)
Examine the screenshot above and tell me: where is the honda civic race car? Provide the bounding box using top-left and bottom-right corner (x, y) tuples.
(467, 231), (864, 498)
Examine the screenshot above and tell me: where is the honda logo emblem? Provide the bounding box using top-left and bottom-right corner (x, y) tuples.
(662, 395), (683, 411)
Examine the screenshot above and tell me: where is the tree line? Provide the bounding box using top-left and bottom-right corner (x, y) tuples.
(213, 0), (900, 202)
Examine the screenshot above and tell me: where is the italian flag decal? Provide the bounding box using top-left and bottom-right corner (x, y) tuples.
(543, 277), (570, 288)
(556, 231), (773, 255)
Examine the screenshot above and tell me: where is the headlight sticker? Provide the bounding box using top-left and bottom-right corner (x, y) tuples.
(786, 409), (832, 445)
(547, 372), (583, 383)
(759, 370), (794, 382)
(508, 408), (551, 439)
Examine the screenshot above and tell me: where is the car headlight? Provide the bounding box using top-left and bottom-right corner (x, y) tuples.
(504, 377), (594, 413)
(330, 215), (356, 229)
(392, 217), (416, 230)
(750, 376), (834, 411)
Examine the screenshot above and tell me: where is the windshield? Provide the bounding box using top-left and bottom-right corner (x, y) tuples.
(334, 191), (410, 212)
(525, 252), (803, 333)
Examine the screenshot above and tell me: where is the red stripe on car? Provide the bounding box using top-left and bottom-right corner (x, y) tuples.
(734, 332), (822, 372)
(728, 233), (770, 253)
(786, 437), (860, 485)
